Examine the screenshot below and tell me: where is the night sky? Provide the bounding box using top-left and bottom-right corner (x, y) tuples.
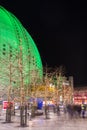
(0, 1), (87, 87)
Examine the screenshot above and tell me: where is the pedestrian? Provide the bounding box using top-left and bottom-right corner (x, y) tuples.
(57, 104), (60, 116)
(53, 104), (56, 113)
(81, 101), (86, 118)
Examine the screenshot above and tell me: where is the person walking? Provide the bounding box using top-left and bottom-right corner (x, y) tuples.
(81, 101), (86, 118)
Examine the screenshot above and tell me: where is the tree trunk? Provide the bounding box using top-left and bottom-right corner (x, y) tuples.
(20, 105), (28, 127)
(6, 108), (11, 123)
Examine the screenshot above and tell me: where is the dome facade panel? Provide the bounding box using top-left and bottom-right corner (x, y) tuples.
(0, 6), (43, 93)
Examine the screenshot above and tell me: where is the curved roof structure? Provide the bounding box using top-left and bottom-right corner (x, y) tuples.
(0, 6), (43, 91)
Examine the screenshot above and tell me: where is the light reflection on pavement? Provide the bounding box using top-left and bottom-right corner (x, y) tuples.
(0, 111), (87, 130)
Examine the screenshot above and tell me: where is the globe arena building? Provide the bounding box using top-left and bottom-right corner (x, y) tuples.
(0, 6), (43, 99)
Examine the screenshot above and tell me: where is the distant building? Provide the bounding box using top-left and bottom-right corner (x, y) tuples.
(74, 86), (87, 104)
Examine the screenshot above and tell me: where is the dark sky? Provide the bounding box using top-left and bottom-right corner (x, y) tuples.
(0, 1), (87, 87)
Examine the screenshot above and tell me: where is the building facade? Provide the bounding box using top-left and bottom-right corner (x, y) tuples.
(74, 87), (87, 104)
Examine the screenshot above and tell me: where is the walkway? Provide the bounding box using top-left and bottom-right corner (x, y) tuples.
(0, 111), (87, 130)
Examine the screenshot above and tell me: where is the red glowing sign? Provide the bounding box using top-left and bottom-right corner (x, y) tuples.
(3, 101), (13, 110)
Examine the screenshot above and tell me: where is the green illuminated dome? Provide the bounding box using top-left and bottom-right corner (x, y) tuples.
(0, 6), (43, 90)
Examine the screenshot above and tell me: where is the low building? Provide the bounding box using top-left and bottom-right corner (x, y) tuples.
(74, 86), (87, 104)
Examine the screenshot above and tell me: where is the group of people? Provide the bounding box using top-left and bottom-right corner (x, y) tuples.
(53, 101), (87, 118)
(67, 102), (87, 118)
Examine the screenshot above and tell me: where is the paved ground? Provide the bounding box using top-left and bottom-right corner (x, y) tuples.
(0, 110), (87, 130)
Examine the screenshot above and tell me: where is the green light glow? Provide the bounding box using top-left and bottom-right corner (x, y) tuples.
(0, 6), (43, 90)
